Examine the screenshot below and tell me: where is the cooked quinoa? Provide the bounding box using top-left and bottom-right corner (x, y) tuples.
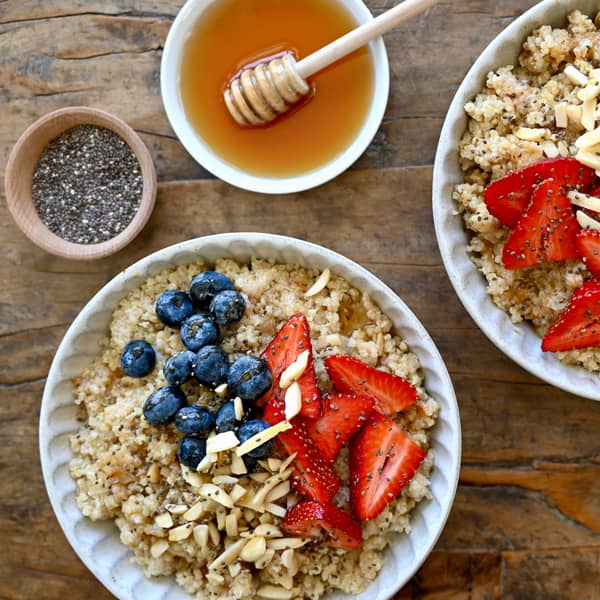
(454, 9), (600, 372)
(69, 258), (439, 599)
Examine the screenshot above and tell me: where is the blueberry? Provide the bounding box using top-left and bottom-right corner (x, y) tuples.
(209, 290), (246, 326)
(190, 271), (235, 309)
(227, 355), (272, 402)
(178, 436), (207, 469)
(175, 405), (215, 437)
(156, 290), (195, 328)
(194, 345), (230, 388)
(215, 401), (238, 433)
(243, 455), (259, 473)
(237, 419), (273, 459)
(143, 386), (187, 426)
(163, 350), (196, 386)
(180, 314), (219, 352)
(121, 340), (156, 377)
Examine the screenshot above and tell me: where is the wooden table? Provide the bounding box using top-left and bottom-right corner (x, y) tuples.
(1, 1), (599, 598)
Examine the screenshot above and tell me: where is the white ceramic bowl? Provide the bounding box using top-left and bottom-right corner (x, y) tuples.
(433, 0), (600, 401)
(160, 0), (389, 194)
(39, 233), (460, 599)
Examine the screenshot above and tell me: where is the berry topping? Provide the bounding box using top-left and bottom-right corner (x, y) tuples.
(215, 400), (238, 433)
(502, 180), (580, 269)
(237, 419), (273, 459)
(484, 157), (594, 228)
(227, 355), (272, 402)
(180, 314), (219, 352)
(177, 436), (207, 469)
(325, 355), (418, 415)
(350, 412), (425, 521)
(282, 501), (362, 550)
(576, 228), (600, 277)
(163, 350), (196, 386)
(143, 385), (187, 426)
(155, 290), (195, 328)
(305, 393), (375, 463)
(209, 290), (246, 326)
(120, 340), (156, 378)
(175, 405), (215, 437)
(541, 279), (600, 352)
(190, 271), (235, 309)
(260, 313), (321, 418)
(194, 345), (230, 388)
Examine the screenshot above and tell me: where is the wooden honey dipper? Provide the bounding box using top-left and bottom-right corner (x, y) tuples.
(224, 0), (438, 126)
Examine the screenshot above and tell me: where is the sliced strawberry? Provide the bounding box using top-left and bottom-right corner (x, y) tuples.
(485, 157), (594, 228)
(350, 413), (425, 521)
(541, 280), (600, 352)
(502, 179), (579, 269)
(324, 355), (418, 415)
(305, 393), (375, 463)
(278, 420), (340, 504)
(282, 501), (362, 550)
(260, 313), (321, 419)
(576, 229), (600, 277)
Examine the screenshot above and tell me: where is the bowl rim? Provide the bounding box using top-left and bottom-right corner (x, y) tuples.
(39, 232), (461, 599)
(4, 106), (157, 260)
(432, 0), (600, 401)
(160, 0), (390, 194)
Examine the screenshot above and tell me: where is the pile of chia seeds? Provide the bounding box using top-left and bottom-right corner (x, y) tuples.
(32, 125), (143, 245)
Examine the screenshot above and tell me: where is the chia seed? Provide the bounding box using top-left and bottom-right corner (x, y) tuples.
(31, 125), (143, 244)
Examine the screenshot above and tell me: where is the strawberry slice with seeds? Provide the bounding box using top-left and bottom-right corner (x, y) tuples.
(541, 280), (600, 352)
(260, 313), (321, 418)
(278, 420), (340, 505)
(324, 355), (418, 415)
(305, 393), (375, 463)
(350, 412), (425, 521)
(576, 229), (600, 277)
(282, 501), (362, 550)
(502, 179), (580, 269)
(485, 157), (594, 228)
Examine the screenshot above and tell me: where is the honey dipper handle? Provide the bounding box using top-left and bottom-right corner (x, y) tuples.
(295, 0), (438, 80)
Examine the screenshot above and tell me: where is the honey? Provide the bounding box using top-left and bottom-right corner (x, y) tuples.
(179, 0), (375, 178)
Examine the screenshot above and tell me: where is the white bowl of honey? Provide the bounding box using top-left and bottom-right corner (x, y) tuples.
(161, 0), (389, 194)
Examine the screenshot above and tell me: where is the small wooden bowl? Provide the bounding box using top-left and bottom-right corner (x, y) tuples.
(4, 107), (157, 260)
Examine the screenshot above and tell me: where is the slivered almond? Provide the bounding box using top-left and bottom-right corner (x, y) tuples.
(250, 472), (271, 483)
(577, 210), (600, 230)
(582, 98), (597, 131)
(254, 523), (283, 538)
(147, 463), (160, 483)
(215, 383), (228, 397)
(514, 127), (547, 141)
(259, 512), (274, 524)
(155, 513), (173, 528)
(208, 520), (220, 545)
(564, 64), (589, 86)
(244, 508), (256, 523)
(576, 127), (600, 148)
(248, 469), (293, 510)
(208, 538), (246, 570)
(555, 101), (569, 128)
(575, 149), (600, 170)
(568, 190), (600, 212)
(212, 475), (238, 486)
(150, 539), (169, 558)
(165, 503), (188, 515)
(255, 548), (276, 570)
(567, 104), (584, 127)
(540, 140), (559, 158)
(234, 396), (244, 420)
(268, 537), (309, 550)
(193, 523), (209, 548)
(267, 457), (283, 472)
(284, 382), (302, 421)
(228, 562), (242, 578)
(230, 483), (248, 503)
(279, 350), (309, 389)
(199, 483), (234, 508)
(197, 453), (217, 473)
(257, 585), (294, 599)
(236, 421), (292, 457)
(216, 506), (227, 530)
(304, 268), (331, 297)
(206, 431), (240, 454)
(183, 500), (210, 522)
(225, 513), (239, 538)
(265, 503), (287, 518)
(168, 523), (193, 542)
(266, 480), (291, 503)
(578, 78), (600, 101)
(230, 452), (248, 475)
(279, 453), (297, 473)
(281, 548), (299, 577)
(240, 535), (267, 562)
(181, 465), (204, 488)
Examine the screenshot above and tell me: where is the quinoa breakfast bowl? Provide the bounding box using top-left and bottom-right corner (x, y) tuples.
(39, 233), (460, 600)
(433, 0), (600, 400)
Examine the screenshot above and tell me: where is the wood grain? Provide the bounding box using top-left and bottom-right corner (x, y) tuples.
(1, 1), (600, 599)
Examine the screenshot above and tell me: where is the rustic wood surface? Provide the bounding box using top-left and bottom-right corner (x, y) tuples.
(1, 1), (599, 599)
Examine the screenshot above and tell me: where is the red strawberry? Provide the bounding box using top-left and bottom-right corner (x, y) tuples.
(260, 313), (321, 419)
(324, 355), (418, 415)
(502, 179), (579, 269)
(484, 157), (594, 228)
(541, 280), (600, 352)
(576, 229), (600, 277)
(350, 413), (425, 521)
(278, 420), (340, 504)
(305, 393), (375, 463)
(282, 501), (362, 550)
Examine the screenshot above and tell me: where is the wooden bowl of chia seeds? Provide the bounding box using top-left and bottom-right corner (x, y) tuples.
(4, 106), (157, 260)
